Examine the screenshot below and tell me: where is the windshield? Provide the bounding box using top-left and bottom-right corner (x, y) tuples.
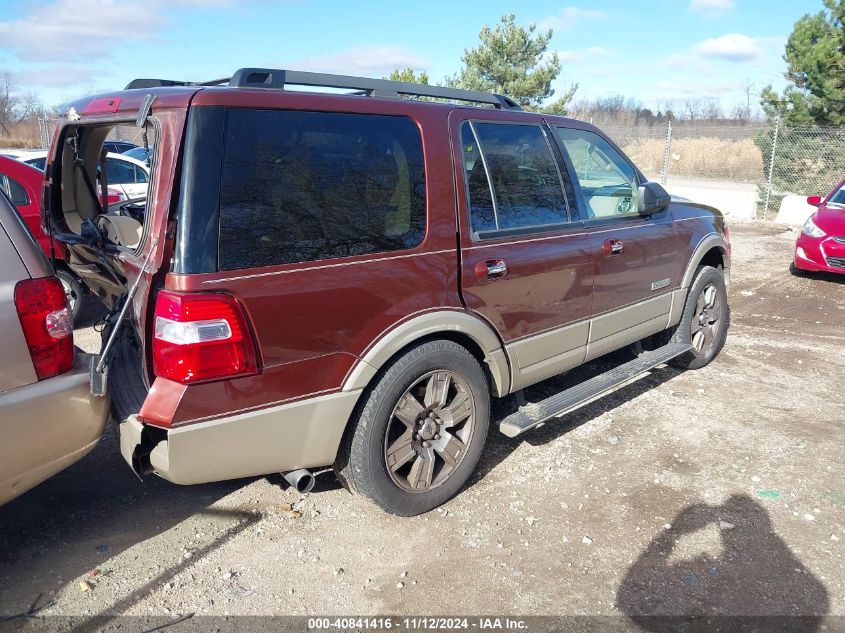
(828, 184), (845, 207)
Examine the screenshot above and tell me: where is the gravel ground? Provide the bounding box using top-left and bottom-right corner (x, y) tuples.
(0, 221), (842, 628)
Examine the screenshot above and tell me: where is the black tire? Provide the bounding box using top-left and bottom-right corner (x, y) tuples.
(335, 340), (490, 516)
(55, 268), (84, 322)
(670, 265), (729, 370)
(789, 262), (809, 277)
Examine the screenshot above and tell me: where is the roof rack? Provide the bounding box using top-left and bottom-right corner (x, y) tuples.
(125, 68), (522, 110)
(125, 77), (230, 89)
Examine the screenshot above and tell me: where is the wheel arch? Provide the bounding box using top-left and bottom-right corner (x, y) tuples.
(341, 310), (511, 398)
(681, 234), (730, 291)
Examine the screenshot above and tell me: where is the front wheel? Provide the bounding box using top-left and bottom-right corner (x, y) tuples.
(335, 340), (490, 516)
(55, 269), (84, 322)
(670, 266), (729, 370)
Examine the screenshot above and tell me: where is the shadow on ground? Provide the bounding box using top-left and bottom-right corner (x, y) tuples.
(471, 346), (684, 487)
(616, 494), (830, 632)
(0, 423), (258, 621)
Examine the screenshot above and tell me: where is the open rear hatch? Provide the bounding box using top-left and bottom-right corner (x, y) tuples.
(43, 118), (155, 306)
(41, 92), (183, 410)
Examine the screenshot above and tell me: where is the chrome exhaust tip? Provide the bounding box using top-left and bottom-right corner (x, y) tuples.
(282, 468), (315, 493)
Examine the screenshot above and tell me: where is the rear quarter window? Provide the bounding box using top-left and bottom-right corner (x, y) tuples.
(8, 178), (29, 206)
(218, 109), (427, 270)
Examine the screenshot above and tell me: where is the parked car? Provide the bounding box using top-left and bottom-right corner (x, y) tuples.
(0, 188), (109, 506)
(123, 146), (152, 164)
(104, 140), (139, 154)
(43, 69), (730, 515)
(0, 149), (34, 160)
(18, 150), (149, 201)
(0, 155), (126, 320)
(793, 179), (845, 275)
(12, 150), (49, 171)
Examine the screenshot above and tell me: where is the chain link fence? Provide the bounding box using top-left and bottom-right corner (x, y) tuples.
(602, 121), (845, 219)
(16, 115), (845, 220)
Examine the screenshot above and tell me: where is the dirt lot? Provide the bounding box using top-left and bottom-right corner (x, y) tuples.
(0, 221), (842, 629)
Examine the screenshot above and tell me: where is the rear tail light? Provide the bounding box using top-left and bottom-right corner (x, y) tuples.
(14, 277), (74, 380)
(100, 188), (126, 206)
(152, 291), (259, 384)
(723, 223), (732, 257)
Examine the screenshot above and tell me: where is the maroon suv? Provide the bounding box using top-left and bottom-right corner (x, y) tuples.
(43, 69), (730, 515)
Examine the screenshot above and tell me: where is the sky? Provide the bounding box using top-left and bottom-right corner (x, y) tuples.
(0, 0), (823, 113)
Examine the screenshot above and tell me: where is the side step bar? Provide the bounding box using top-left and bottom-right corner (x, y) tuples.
(499, 342), (693, 438)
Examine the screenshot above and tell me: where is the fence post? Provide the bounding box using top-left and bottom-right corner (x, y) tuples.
(763, 111), (781, 220)
(39, 114), (50, 149)
(661, 120), (672, 185)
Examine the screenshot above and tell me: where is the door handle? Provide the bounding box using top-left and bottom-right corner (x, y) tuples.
(475, 259), (508, 282)
(602, 239), (624, 256)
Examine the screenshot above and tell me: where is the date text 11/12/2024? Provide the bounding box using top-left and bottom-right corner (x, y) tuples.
(307, 617), (528, 630)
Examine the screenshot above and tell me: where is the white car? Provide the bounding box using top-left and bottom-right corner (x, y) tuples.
(0, 149), (35, 160)
(17, 150), (149, 201)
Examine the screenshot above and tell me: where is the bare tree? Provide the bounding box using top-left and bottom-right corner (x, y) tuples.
(0, 73), (17, 135)
(729, 79), (755, 123)
(703, 99), (723, 121)
(0, 73), (42, 135)
(683, 98), (704, 122)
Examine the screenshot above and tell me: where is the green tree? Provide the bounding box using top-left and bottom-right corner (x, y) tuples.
(755, 0), (845, 198)
(448, 14), (576, 112)
(761, 0), (845, 125)
(386, 68), (430, 84)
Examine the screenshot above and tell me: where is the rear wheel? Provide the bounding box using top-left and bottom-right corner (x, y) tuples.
(55, 268), (83, 322)
(335, 340), (490, 515)
(670, 266), (729, 370)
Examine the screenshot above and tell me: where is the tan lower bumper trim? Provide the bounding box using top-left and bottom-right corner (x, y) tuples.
(119, 390), (362, 485)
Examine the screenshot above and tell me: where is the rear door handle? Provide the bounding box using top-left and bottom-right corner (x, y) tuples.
(602, 239), (624, 255)
(475, 259), (508, 282)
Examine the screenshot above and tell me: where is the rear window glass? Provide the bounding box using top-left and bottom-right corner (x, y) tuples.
(218, 110), (426, 270)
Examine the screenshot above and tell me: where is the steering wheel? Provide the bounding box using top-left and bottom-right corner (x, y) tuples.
(615, 196), (633, 214)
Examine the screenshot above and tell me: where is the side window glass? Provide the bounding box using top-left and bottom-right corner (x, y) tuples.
(556, 127), (638, 219)
(105, 158), (135, 184)
(460, 123), (496, 232)
(462, 122), (569, 234)
(135, 165), (148, 183)
(218, 110), (426, 270)
(7, 177), (29, 206)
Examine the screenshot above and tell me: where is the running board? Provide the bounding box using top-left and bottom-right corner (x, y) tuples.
(499, 342), (693, 438)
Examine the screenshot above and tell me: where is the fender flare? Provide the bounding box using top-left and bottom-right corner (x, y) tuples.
(342, 310), (511, 397)
(681, 234), (730, 290)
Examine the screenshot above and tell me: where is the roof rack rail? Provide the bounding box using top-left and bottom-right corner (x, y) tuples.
(230, 68), (522, 109)
(125, 77), (230, 90)
(125, 68), (522, 110)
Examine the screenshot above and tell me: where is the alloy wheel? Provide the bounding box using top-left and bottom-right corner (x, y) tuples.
(384, 370), (476, 493)
(690, 283), (722, 354)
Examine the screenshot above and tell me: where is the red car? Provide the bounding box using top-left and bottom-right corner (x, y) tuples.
(793, 179), (845, 275)
(0, 155), (125, 319)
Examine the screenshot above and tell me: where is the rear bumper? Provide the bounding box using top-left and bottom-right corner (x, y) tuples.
(118, 389), (362, 485)
(0, 353), (110, 505)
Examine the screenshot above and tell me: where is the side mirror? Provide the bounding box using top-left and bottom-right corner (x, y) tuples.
(638, 181), (671, 215)
(806, 195), (822, 207)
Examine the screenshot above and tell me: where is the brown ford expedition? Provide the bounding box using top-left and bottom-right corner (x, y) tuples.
(43, 69), (730, 515)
